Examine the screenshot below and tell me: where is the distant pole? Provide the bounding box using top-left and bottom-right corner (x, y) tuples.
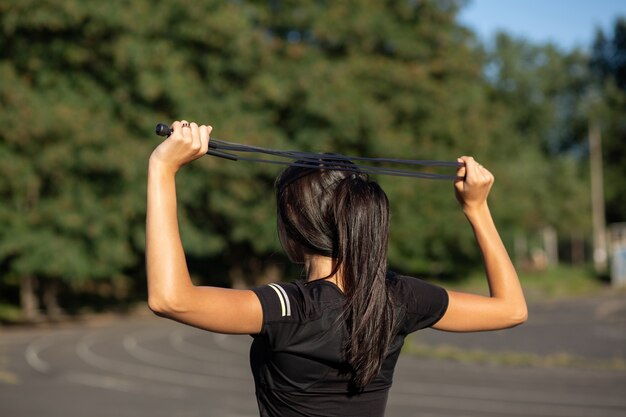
(589, 123), (608, 274)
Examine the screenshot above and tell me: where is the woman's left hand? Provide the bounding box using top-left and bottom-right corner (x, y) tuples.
(150, 120), (212, 172)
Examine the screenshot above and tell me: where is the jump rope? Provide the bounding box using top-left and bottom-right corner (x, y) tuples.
(155, 123), (461, 180)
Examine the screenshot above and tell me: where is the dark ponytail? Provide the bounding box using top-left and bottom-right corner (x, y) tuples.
(334, 174), (395, 388)
(276, 160), (395, 389)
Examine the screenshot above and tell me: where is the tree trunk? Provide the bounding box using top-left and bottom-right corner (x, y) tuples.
(542, 226), (559, 267)
(589, 123), (608, 273)
(42, 279), (64, 320)
(20, 275), (41, 322)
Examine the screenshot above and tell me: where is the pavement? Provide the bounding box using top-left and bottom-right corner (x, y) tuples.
(414, 292), (626, 360)
(0, 293), (624, 417)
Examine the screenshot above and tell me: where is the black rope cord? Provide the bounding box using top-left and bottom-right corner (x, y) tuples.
(155, 123), (460, 180)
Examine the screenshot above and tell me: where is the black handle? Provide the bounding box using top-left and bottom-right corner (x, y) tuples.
(154, 123), (238, 161)
(155, 123), (172, 137)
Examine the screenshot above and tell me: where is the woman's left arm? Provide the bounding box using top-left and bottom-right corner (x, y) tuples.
(432, 205), (528, 332)
(146, 120), (262, 334)
(432, 157), (527, 332)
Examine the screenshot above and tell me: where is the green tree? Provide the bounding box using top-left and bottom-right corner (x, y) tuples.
(0, 0), (294, 318)
(0, 1), (146, 318)
(481, 33), (592, 264)
(590, 17), (626, 224)
(1, 0), (606, 321)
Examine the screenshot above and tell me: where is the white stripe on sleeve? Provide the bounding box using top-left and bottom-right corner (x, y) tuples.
(268, 284), (286, 317)
(273, 284), (291, 317)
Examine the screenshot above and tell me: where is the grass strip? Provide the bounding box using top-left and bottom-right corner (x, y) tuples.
(403, 339), (626, 372)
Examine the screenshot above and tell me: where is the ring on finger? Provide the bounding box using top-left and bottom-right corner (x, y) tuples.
(182, 122), (190, 128)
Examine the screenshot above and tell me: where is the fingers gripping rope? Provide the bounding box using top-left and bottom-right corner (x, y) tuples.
(155, 123), (461, 180)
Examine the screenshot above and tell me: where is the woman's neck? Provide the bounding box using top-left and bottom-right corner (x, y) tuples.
(304, 255), (343, 291)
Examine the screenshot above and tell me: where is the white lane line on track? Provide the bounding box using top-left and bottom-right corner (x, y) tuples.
(389, 391), (626, 417)
(169, 329), (245, 363)
(76, 333), (253, 393)
(23, 329), (81, 374)
(25, 338), (55, 373)
(123, 331), (250, 380)
(65, 371), (186, 398)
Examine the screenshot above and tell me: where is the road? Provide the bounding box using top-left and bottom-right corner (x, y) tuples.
(0, 294), (625, 417)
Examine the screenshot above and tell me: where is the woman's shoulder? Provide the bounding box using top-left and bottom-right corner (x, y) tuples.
(386, 270), (438, 285)
(386, 271), (450, 333)
(385, 270), (419, 290)
(252, 278), (343, 323)
(386, 271), (447, 304)
(257, 279), (342, 300)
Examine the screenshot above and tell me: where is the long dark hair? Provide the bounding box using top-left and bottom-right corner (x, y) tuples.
(275, 158), (395, 388)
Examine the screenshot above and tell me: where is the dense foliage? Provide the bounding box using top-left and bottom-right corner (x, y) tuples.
(0, 1), (623, 319)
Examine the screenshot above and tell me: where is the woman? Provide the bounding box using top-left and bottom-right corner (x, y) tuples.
(146, 120), (527, 417)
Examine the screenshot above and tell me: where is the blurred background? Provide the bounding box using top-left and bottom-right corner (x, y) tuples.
(0, 1), (625, 416)
(1, 0), (625, 322)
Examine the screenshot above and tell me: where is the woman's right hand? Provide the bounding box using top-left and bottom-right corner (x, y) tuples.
(149, 120), (212, 173)
(454, 156), (494, 213)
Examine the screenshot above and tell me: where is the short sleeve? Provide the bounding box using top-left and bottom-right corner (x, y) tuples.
(391, 274), (449, 334)
(251, 282), (300, 347)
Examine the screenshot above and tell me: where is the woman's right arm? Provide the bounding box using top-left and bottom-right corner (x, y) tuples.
(146, 120), (263, 334)
(432, 156), (528, 332)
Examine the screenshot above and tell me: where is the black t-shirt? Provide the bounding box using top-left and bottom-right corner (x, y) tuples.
(250, 272), (449, 417)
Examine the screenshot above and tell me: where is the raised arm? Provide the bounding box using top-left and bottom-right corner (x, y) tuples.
(146, 120), (262, 334)
(433, 156), (527, 332)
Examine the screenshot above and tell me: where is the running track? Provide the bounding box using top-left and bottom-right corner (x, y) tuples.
(1, 316), (625, 417)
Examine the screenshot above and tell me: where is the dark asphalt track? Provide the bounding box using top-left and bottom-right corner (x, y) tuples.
(413, 293), (626, 359)
(1, 294), (625, 417)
